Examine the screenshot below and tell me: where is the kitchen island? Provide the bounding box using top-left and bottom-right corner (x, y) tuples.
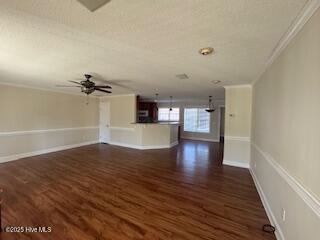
(131, 122), (180, 149)
(108, 122), (180, 150)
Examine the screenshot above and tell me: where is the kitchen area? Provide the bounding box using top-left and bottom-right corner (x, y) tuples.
(131, 96), (180, 149)
(136, 96), (158, 123)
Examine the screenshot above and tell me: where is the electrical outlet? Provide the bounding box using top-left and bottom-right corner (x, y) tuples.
(281, 208), (286, 222)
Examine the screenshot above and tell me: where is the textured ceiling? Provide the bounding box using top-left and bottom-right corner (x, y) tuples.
(0, 0), (307, 100)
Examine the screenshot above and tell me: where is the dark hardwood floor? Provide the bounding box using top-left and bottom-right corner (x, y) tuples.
(0, 140), (275, 240)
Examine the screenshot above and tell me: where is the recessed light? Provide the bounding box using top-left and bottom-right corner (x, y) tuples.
(199, 47), (214, 56)
(212, 80), (221, 84)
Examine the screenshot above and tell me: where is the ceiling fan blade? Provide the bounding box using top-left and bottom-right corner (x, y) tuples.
(68, 80), (82, 85)
(89, 72), (134, 90)
(94, 85), (112, 89)
(56, 85), (81, 88)
(77, 0), (111, 12)
(94, 88), (112, 93)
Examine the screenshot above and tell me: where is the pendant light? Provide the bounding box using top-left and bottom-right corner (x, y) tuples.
(169, 96), (173, 111)
(206, 96), (215, 113)
(155, 93), (159, 110)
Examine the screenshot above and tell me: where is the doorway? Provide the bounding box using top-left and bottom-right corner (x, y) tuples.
(99, 101), (110, 143)
(219, 106), (225, 142)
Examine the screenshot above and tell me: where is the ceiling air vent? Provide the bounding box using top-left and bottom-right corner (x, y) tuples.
(77, 0), (111, 12)
(175, 74), (189, 80)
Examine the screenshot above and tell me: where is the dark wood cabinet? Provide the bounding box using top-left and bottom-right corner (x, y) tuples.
(136, 96), (158, 123)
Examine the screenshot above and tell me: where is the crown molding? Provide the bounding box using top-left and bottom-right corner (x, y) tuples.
(255, 0), (320, 84)
(144, 98), (225, 103)
(100, 93), (136, 99)
(0, 81), (99, 98)
(223, 84), (252, 89)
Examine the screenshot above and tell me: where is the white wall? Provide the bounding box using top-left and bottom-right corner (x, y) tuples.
(100, 95), (179, 149)
(223, 86), (252, 168)
(158, 99), (225, 142)
(100, 95), (138, 145)
(251, 7), (320, 240)
(0, 84), (99, 162)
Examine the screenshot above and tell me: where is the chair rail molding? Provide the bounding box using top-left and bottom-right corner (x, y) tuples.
(0, 126), (99, 136)
(251, 142), (320, 218)
(109, 126), (135, 132)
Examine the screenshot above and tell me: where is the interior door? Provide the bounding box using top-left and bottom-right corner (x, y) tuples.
(99, 101), (110, 143)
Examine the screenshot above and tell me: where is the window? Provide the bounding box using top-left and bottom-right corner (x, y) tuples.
(158, 108), (180, 121)
(184, 108), (210, 133)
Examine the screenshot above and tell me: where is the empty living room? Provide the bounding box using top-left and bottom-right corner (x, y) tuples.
(0, 0), (319, 239)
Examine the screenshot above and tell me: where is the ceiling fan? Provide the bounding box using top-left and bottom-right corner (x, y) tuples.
(57, 74), (112, 95)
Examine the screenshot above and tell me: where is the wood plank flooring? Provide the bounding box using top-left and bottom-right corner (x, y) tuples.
(0, 140), (275, 240)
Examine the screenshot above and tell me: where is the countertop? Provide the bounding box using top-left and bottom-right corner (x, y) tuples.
(131, 122), (180, 125)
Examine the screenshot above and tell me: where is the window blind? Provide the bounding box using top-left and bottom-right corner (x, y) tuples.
(184, 108), (210, 133)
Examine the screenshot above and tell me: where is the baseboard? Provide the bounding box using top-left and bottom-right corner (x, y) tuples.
(0, 140), (99, 163)
(223, 160), (249, 169)
(108, 141), (179, 150)
(249, 168), (284, 240)
(181, 137), (220, 142)
(170, 141), (179, 147)
(224, 136), (250, 142)
(108, 141), (140, 149)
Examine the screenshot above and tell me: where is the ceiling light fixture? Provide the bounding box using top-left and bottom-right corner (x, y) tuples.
(199, 47), (214, 56)
(155, 93), (159, 110)
(205, 96), (216, 113)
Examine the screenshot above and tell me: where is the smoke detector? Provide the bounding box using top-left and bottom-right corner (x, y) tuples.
(199, 47), (214, 56)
